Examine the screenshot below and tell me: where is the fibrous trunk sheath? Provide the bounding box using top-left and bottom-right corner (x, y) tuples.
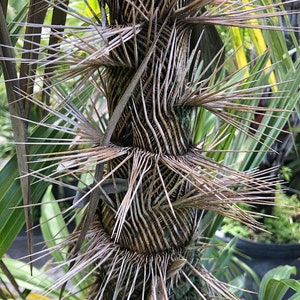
(84, 1), (225, 299)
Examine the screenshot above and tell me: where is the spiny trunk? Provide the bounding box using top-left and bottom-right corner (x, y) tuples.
(1, 0), (299, 298)
(71, 1), (276, 299)
(88, 2), (203, 298)
(15, 0), (297, 299)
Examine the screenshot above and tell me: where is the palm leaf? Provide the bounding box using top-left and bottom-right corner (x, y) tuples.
(0, 257), (79, 300)
(0, 124), (71, 258)
(0, 4), (31, 264)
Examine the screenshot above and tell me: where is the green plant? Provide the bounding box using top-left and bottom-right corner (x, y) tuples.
(222, 191), (300, 243)
(258, 265), (300, 300)
(0, 186), (87, 299)
(0, 0), (300, 299)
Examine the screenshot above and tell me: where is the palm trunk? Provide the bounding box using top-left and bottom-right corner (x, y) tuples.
(88, 2), (204, 298)
(2, 0), (298, 299)
(63, 1), (297, 298)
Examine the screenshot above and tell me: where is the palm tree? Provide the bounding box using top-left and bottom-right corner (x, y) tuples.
(0, 0), (299, 299)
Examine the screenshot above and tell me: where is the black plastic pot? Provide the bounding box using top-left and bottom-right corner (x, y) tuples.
(6, 227), (49, 268)
(221, 234), (300, 300)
